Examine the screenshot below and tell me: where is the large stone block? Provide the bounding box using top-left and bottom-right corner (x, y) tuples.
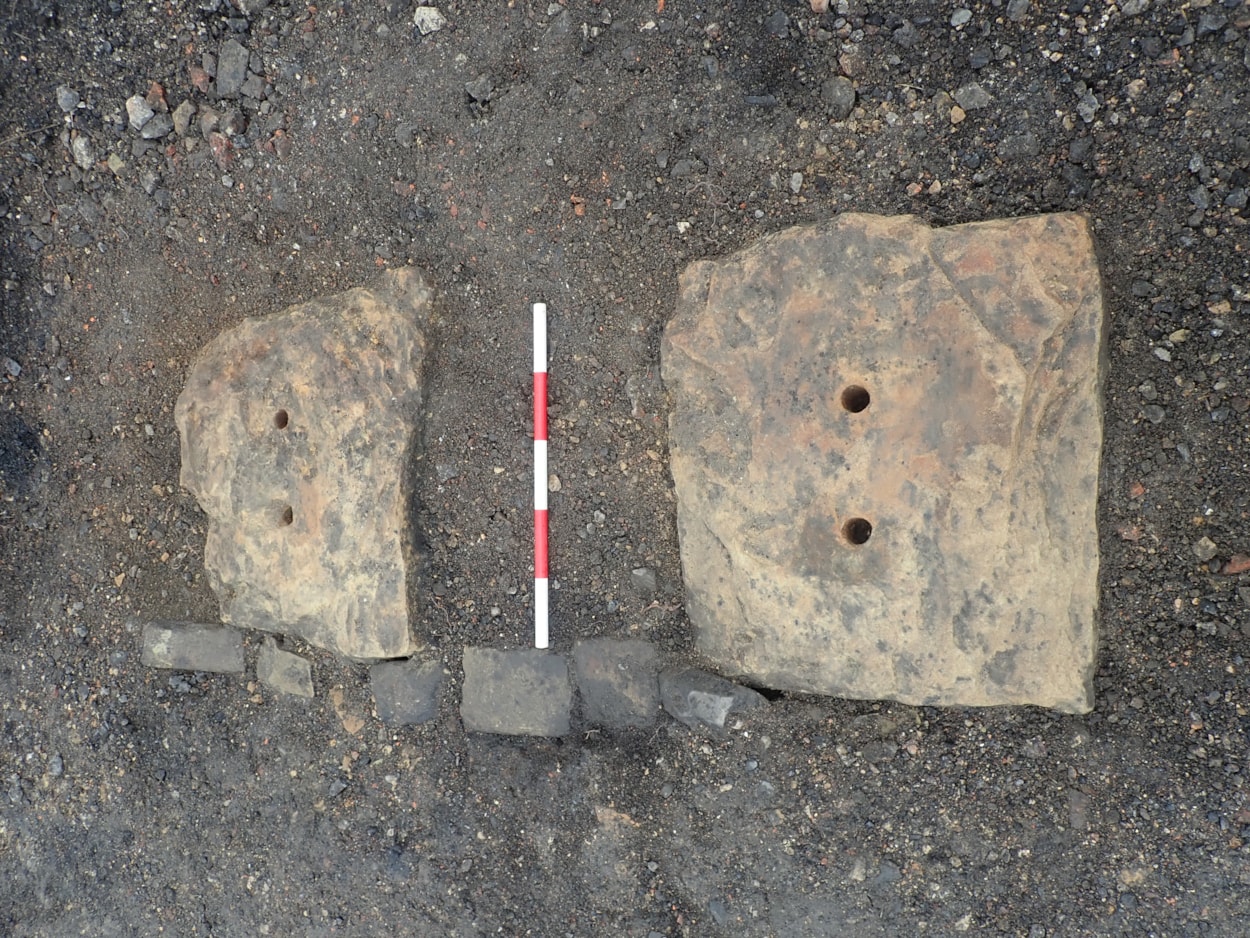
(662, 213), (1105, 713)
(175, 268), (434, 660)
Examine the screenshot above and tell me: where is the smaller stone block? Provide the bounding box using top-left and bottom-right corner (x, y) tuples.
(659, 668), (768, 734)
(573, 639), (660, 728)
(140, 621), (245, 673)
(461, 647), (571, 737)
(370, 659), (444, 725)
(257, 638), (314, 698)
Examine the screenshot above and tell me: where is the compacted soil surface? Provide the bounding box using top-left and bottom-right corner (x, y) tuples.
(2, 0), (1250, 934)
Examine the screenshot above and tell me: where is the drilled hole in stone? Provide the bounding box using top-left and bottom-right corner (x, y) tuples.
(274, 409), (290, 429)
(842, 517), (872, 545)
(280, 505), (294, 527)
(840, 385), (870, 413)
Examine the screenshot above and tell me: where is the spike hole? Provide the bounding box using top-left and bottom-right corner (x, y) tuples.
(842, 517), (873, 545)
(280, 505), (293, 527)
(840, 385), (870, 413)
(274, 409), (290, 429)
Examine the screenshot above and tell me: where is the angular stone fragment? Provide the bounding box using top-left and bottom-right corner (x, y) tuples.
(139, 621), (245, 673)
(370, 658), (444, 725)
(175, 268), (434, 659)
(216, 39), (250, 97)
(662, 213), (1105, 713)
(573, 639), (660, 728)
(257, 638), (314, 698)
(659, 668), (767, 734)
(461, 647), (571, 737)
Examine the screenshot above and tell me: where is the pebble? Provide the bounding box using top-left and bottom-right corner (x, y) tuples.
(631, 567), (658, 595)
(764, 10), (790, 36)
(126, 94), (154, 131)
(1193, 537), (1219, 563)
(789, 172), (803, 194)
(2, 357), (20, 378)
(1143, 404), (1166, 424)
(56, 85), (80, 113)
(413, 5), (447, 35)
(70, 135), (95, 170)
(464, 74), (494, 103)
(950, 105), (966, 125)
(950, 9), (972, 28)
(140, 113), (173, 140)
(1077, 93), (1099, 124)
(998, 132), (1039, 161)
(172, 100), (196, 136)
(821, 75), (856, 121)
(216, 39), (250, 97)
(954, 83), (991, 111)
(1152, 347), (1172, 362)
(48, 753), (64, 778)
(1006, 0), (1029, 22)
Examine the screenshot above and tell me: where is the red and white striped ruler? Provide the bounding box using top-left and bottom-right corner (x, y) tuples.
(533, 302), (549, 649)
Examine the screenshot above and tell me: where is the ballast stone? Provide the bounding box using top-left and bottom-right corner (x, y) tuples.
(175, 268), (434, 660)
(662, 213), (1105, 713)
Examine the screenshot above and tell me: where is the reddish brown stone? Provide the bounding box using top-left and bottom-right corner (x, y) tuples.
(1224, 554), (1250, 576)
(662, 213), (1105, 713)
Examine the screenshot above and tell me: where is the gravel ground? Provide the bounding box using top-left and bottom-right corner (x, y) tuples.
(2, 1), (1250, 935)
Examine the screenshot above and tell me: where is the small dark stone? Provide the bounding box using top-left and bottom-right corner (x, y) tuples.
(140, 114), (173, 140)
(998, 132), (1039, 161)
(1197, 12), (1226, 39)
(630, 566), (658, 595)
(464, 75), (494, 103)
(892, 22), (919, 48)
(820, 76), (856, 120)
(216, 39), (250, 97)
(764, 10), (790, 37)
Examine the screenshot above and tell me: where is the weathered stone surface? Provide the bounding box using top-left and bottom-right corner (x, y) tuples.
(573, 639), (660, 728)
(257, 638), (314, 698)
(139, 621), (245, 673)
(461, 648), (571, 737)
(662, 213), (1105, 713)
(370, 658), (444, 725)
(175, 268), (434, 660)
(659, 668), (768, 734)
